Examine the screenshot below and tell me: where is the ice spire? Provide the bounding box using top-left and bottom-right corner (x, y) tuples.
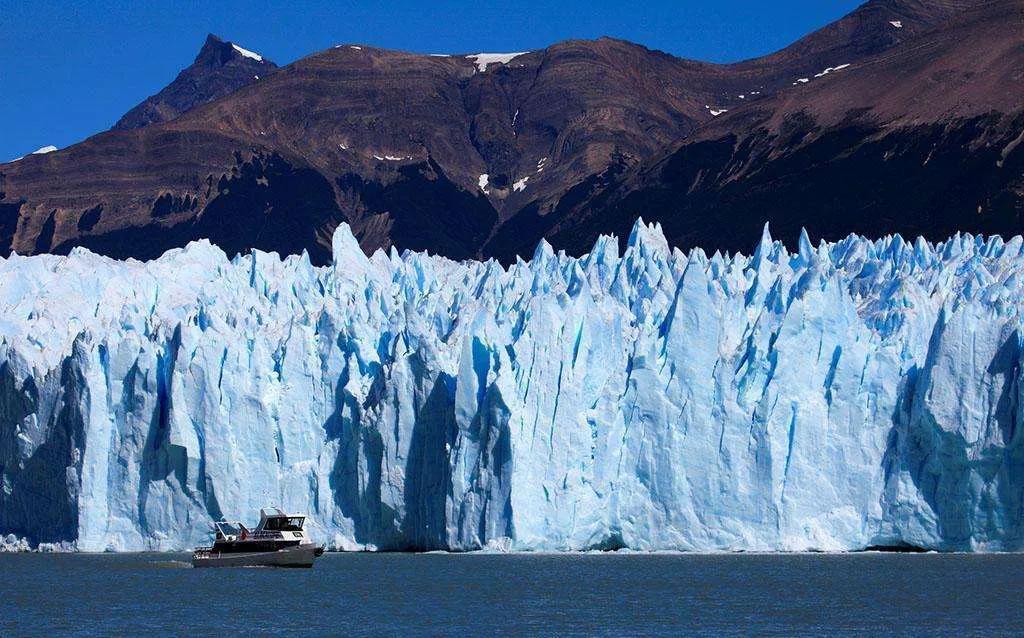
(331, 222), (370, 275)
(795, 227), (815, 268)
(751, 221), (773, 269)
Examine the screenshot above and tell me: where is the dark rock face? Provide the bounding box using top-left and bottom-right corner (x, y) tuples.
(0, 200), (22, 255)
(113, 34), (276, 130)
(0, 0), (1018, 265)
(50, 152), (348, 264)
(337, 158), (499, 261)
(538, 114), (1024, 261)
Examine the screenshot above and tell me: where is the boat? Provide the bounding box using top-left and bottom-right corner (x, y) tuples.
(191, 507), (326, 568)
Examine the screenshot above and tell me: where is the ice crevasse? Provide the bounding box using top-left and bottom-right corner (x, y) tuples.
(1, 220), (1023, 552)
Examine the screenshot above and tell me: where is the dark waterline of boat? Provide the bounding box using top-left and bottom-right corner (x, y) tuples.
(2, 552), (1022, 637)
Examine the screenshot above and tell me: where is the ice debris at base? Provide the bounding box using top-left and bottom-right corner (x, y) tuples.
(1, 534), (30, 552)
(3, 220), (1024, 552)
(0, 534), (73, 553)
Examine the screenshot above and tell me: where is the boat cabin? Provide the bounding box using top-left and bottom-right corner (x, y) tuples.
(208, 508), (310, 548)
(256, 508), (306, 535)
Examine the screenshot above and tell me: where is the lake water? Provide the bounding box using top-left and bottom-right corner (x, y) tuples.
(1, 552), (1022, 636)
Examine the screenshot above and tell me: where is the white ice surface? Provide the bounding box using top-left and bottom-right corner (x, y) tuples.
(3, 221), (1024, 552)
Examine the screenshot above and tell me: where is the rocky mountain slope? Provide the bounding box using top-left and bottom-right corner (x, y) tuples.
(526, 0), (1024, 261)
(0, 0), (1012, 265)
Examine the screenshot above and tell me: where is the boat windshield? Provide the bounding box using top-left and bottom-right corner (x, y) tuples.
(263, 516), (305, 532)
(214, 521), (246, 537)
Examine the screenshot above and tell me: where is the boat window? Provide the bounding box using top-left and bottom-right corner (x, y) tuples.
(215, 521), (244, 537)
(264, 516), (305, 531)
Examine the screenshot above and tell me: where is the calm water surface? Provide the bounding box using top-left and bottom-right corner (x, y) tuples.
(1, 552), (1022, 637)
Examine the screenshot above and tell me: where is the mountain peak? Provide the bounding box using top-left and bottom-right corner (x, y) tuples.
(194, 34), (267, 67)
(112, 34), (276, 130)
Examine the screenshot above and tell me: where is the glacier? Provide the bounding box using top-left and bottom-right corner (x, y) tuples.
(1, 220), (1023, 552)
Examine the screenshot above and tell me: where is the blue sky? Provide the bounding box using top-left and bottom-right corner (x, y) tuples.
(0, 0), (861, 161)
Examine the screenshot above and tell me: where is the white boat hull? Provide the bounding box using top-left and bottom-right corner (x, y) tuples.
(192, 543), (319, 568)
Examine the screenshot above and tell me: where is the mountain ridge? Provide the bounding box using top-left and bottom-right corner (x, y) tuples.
(1, 0), (1014, 265)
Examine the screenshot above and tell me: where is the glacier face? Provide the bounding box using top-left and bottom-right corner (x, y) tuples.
(1, 221), (1023, 552)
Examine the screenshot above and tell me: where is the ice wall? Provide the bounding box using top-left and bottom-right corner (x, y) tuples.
(1, 221), (1022, 551)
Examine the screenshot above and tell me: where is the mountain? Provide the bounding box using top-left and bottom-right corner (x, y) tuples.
(0, 0), (1009, 266)
(527, 0), (1024, 261)
(113, 34), (276, 130)
(2, 222), (1023, 551)
(0, 37), (723, 264)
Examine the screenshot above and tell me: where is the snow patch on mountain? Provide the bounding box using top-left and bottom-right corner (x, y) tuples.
(814, 64), (851, 78)
(231, 44), (264, 62)
(466, 52), (528, 72)
(9, 145), (58, 162)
